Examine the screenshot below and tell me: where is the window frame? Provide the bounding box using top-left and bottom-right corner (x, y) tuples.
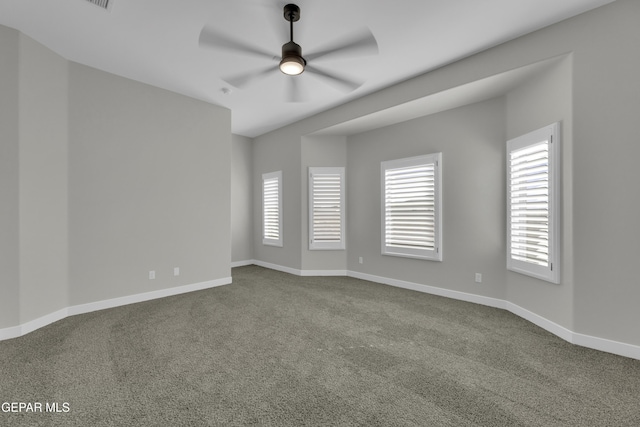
(262, 170), (283, 247)
(506, 122), (560, 284)
(381, 153), (442, 261)
(308, 167), (346, 251)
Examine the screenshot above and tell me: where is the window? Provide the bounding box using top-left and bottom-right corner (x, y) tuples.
(381, 153), (442, 261)
(309, 167), (345, 250)
(262, 171), (283, 247)
(507, 123), (560, 283)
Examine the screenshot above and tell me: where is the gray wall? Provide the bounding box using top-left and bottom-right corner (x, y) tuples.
(252, 126), (303, 269)
(0, 29), (232, 330)
(572, 2), (640, 344)
(347, 98), (506, 299)
(68, 62), (231, 305)
(0, 26), (20, 328)
(18, 34), (69, 323)
(232, 134), (254, 263)
(252, 0), (640, 347)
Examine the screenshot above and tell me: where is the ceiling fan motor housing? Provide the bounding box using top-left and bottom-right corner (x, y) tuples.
(280, 41), (306, 75)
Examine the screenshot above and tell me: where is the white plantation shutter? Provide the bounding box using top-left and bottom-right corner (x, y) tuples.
(510, 142), (550, 266)
(263, 171), (283, 247)
(385, 165), (435, 249)
(381, 153), (442, 261)
(309, 168), (345, 250)
(507, 123), (559, 283)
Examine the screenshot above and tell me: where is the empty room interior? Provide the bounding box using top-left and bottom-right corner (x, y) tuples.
(1, 0), (639, 425)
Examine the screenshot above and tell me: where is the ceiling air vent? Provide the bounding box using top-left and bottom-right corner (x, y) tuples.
(85, 0), (110, 10)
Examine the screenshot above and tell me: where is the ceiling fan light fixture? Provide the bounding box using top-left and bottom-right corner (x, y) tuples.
(280, 59), (305, 76)
(279, 41), (306, 75)
(280, 55), (305, 75)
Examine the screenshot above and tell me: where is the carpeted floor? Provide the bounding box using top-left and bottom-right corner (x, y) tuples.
(1, 265), (639, 426)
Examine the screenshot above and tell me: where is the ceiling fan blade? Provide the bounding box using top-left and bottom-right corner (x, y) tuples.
(199, 25), (275, 61)
(286, 77), (305, 103)
(223, 65), (277, 89)
(305, 28), (378, 63)
(305, 65), (364, 93)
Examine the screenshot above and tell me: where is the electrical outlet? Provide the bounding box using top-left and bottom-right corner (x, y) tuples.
(174, 267), (180, 277)
(149, 270), (156, 280)
(475, 273), (482, 283)
(359, 257), (363, 264)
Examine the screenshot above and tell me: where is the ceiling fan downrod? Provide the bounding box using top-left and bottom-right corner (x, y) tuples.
(280, 4), (306, 76)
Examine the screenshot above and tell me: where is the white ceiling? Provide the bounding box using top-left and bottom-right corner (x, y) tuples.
(0, 0), (615, 137)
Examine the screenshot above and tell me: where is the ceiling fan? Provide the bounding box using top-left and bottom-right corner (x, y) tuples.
(198, 3), (378, 102)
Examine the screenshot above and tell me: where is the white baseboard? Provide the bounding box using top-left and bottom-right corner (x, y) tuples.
(68, 277), (231, 317)
(17, 308), (70, 340)
(347, 270), (507, 310)
(505, 301), (575, 343)
(301, 269), (348, 276)
(0, 326), (21, 341)
(231, 259), (254, 268)
(237, 260), (346, 277)
(252, 260), (303, 276)
(572, 332), (640, 360)
(0, 277), (231, 342)
(240, 261), (640, 360)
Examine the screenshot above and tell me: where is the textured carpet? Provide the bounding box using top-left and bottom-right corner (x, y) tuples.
(1, 265), (639, 426)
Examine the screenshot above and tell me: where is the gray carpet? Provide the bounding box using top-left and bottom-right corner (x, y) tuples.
(1, 265), (639, 426)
